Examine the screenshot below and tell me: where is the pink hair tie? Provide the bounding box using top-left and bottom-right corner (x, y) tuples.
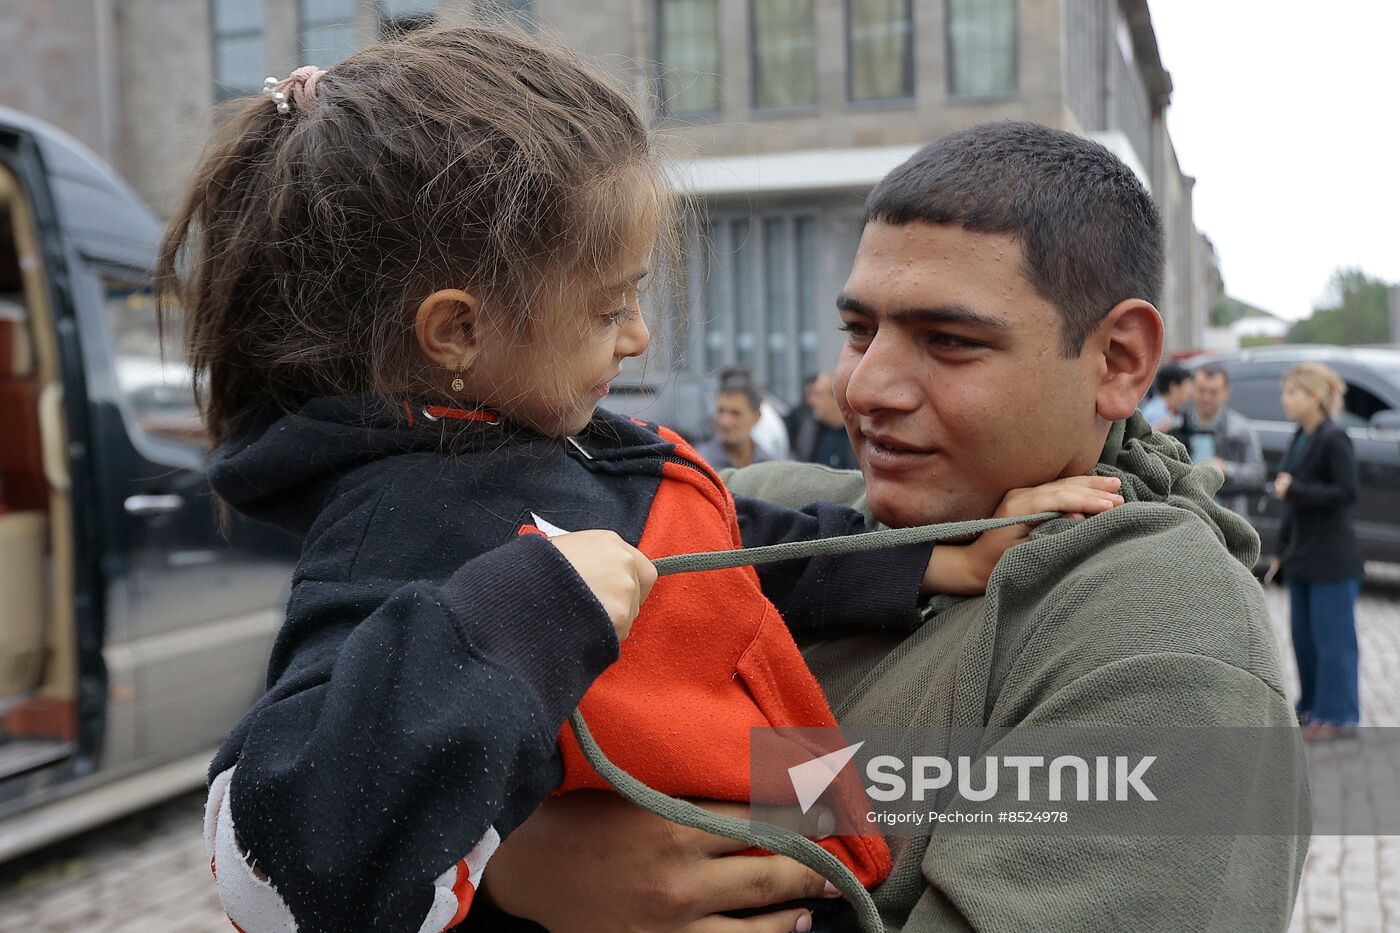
(262, 66), (328, 115)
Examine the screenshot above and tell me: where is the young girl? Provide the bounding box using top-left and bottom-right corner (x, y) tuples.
(164, 24), (1123, 933)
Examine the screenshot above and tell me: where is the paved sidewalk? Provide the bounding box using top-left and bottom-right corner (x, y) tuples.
(1276, 564), (1400, 933)
(1, 567), (1398, 931)
(0, 791), (226, 932)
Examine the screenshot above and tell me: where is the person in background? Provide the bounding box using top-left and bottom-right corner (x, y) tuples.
(721, 366), (790, 460)
(1272, 361), (1363, 742)
(790, 372), (858, 470)
(784, 374), (819, 438)
(1139, 361), (1193, 432)
(1170, 364), (1265, 513)
(697, 380), (770, 469)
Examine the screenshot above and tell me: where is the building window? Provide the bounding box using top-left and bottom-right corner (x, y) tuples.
(752, 0), (816, 110)
(211, 0), (266, 102)
(946, 0), (1016, 98)
(795, 215), (820, 379)
(381, 0), (438, 36)
(301, 0), (357, 67)
(657, 0), (721, 115)
(691, 211), (823, 402)
(848, 0), (913, 101)
(486, 0), (536, 28)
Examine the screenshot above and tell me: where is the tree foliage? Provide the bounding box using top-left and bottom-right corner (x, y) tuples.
(1287, 267), (1392, 346)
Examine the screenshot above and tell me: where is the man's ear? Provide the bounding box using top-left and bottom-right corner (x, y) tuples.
(414, 288), (480, 370)
(1090, 299), (1163, 422)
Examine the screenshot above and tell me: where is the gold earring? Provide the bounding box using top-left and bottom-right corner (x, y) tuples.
(450, 360), (466, 394)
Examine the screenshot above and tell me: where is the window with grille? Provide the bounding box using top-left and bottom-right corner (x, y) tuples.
(946, 0), (1016, 98)
(752, 0), (816, 110)
(212, 0), (266, 102)
(657, 0), (722, 115)
(848, 0), (914, 102)
(301, 0), (357, 67)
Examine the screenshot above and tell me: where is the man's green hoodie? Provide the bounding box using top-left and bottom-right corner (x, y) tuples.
(725, 413), (1309, 932)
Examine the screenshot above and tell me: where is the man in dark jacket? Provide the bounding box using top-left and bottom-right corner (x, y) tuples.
(789, 372), (858, 470)
(1171, 364), (1266, 513)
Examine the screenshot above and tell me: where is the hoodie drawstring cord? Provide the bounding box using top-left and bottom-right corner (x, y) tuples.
(572, 510), (1061, 933)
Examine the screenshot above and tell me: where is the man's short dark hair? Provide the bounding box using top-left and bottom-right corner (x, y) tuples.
(864, 121), (1164, 356)
(1196, 363), (1230, 385)
(1155, 363), (1191, 395)
(717, 384), (762, 414)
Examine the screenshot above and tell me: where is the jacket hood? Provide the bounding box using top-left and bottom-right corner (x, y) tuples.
(207, 395), (501, 536)
(1096, 411), (1261, 568)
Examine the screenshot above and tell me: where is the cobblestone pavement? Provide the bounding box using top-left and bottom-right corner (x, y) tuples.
(0, 790), (226, 932)
(1, 566), (1398, 931)
(1281, 564), (1400, 933)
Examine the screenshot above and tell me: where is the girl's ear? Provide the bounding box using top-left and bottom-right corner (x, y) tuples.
(414, 288), (481, 370)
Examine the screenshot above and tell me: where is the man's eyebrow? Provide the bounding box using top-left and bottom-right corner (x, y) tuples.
(836, 293), (1009, 330)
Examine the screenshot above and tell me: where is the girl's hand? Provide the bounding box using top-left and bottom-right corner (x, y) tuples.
(922, 476), (1125, 596)
(551, 531), (657, 642)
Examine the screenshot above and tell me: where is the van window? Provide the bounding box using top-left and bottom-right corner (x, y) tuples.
(102, 274), (206, 447)
(1343, 382), (1389, 426)
(1228, 376), (1287, 423)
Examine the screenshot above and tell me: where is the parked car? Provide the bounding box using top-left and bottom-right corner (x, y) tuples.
(0, 106), (298, 861)
(1185, 346), (1400, 564)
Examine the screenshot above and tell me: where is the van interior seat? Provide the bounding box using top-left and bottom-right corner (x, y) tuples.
(0, 310), (47, 511)
(0, 304), (50, 707)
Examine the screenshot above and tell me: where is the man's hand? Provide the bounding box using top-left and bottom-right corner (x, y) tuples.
(1273, 473), (1293, 501)
(1208, 457), (1229, 474)
(480, 792), (836, 933)
(922, 476), (1124, 596)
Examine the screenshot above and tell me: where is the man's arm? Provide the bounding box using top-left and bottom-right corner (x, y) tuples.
(722, 461), (875, 523)
(1217, 415), (1267, 495)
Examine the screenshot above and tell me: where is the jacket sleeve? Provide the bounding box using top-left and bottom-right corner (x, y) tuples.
(733, 494), (930, 636)
(204, 534), (619, 933)
(1219, 417), (1266, 494)
(1286, 429), (1359, 509)
(1277, 506), (1295, 559)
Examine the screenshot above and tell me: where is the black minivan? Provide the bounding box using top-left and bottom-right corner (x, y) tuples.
(1187, 346), (1400, 565)
(0, 105), (298, 860)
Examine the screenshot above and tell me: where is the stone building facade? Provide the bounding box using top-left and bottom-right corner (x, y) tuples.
(0, 0), (1218, 410)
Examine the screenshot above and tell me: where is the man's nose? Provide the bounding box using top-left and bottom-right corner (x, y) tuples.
(842, 337), (921, 415)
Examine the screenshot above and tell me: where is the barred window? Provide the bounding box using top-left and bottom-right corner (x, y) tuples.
(946, 0), (1016, 98)
(301, 0), (357, 68)
(211, 0), (266, 102)
(848, 0), (913, 101)
(752, 0), (816, 110)
(658, 0), (722, 115)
